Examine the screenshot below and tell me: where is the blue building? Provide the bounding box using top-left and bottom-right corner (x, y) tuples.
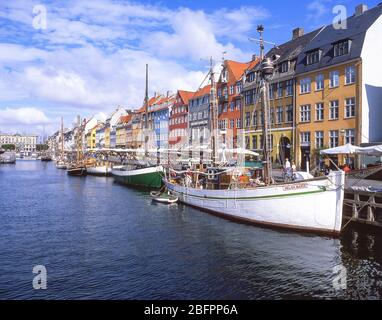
(154, 107), (169, 149)
(148, 94), (175, 149)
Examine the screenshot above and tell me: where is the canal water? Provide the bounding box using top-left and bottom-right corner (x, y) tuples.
(0, 161), (381, 300)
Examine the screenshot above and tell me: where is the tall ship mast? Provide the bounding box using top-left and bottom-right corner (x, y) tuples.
(110, 64), (165, 189)
(56, 117), (67, 169)
(164, 26), (346, 236)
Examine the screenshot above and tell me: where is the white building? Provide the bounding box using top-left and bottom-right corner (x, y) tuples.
(0, 133), (38, 153)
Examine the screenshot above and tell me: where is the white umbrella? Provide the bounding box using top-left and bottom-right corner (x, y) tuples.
(320, 144), (360, 155)
(218, 148), (259, 157)
(357, 145), (382, 156)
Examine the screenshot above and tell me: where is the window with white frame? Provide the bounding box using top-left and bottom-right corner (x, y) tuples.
(300, 78), (311, 94)
(245, 112), (251, 127)
(329, 100), (339, 120)
(281, 61), (289, 73)
(300, 105), (311, 122)
(230, 119), (235, 129)
(286, 105), (293, 123)
(229, 85), (235, 95)
(253, 111), (258, 126)
(236, 82), (242, 94)
(286, 80), (294, 96)
(230, 102), (235, 112)
(276, 106), (283, 124)
(236, 99), (241, 110)
(329, 71), (340, 88)
(329, 130), (339, 148)
(345, 97), (356, 118)
(252, 135), (258, 150)
(277, 82), (283, 98)
(316, 74), (324, 91)
(315, 131), (324, 149)
(316, 103), (324, 121)
(306, 50), (321, 65)
(334, 40), (351, 57)
(300, 132), (311, 145)
(236, 118), (241, 129)
(345, 129), (355, 145)
(345, 66), (356, 85)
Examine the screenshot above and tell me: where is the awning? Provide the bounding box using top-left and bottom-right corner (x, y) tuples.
(357, 145), (382, 156)
(320, 144), (361, 155)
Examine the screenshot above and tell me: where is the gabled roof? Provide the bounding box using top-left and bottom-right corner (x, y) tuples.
(118, 115), (132, 124)
(296, 4), (382, 74)
(178, 90), (195, 105)
(190, 85), (211, 100)
(226, 60), (255, 81)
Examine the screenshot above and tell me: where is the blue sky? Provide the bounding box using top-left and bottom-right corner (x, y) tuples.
(0, 0), (380, 136)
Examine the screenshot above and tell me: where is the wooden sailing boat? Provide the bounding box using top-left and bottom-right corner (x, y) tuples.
(164, 26), (345, 235)
(67, 116), (87, 176)
(111, 64), (164, 188)
(56, 117), (67, 169)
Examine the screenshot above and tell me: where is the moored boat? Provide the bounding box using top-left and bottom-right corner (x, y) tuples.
(150, 191), (178, 204)
(67, 165), (87, 176)
(165, 170), (345, 235)
(56, 161), (67, 169)
(112, 165), (164, 189)
(41, 155), (52, 162)
(86, 165), (112, 176)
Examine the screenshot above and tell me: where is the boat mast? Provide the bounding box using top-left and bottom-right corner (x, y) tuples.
(209, 57), (219, 166)
(257, 25), (274, 185)
(76, 115), (83, 164)
(144, 64), (149, 157)
(61, 117), (64, 159)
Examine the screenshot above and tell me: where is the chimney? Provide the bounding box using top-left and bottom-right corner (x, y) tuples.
(292, 27), (304, 40)
(252, 54), (257, 61)
(167, 90), (170, 97)
(355, 4), (368, 16)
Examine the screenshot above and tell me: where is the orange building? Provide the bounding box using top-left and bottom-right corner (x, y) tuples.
(217, 59), (257, 149)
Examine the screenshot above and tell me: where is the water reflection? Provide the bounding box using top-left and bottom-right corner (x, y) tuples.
(0, 161), (381, 299)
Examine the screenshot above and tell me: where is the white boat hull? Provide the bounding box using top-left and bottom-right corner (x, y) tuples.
(166, 171), (345, 235)
(87, 166), (112, 176)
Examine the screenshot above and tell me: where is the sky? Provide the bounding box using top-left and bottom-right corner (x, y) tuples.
(0, 0), (381, 136)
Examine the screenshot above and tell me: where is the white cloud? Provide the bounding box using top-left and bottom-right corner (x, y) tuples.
(0, 0), (269, 133)
(0, 107), (51, 125)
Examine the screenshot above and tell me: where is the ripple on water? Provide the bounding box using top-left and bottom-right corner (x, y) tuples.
(0, 161), (382, 299)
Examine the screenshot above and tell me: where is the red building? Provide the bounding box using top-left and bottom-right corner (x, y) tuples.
(169, 90), (194, 147)
(217, 58), (259, 148)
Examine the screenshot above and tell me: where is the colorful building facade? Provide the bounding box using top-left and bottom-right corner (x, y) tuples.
(295, 4), (382, 169)
(169, 90), (194, 148)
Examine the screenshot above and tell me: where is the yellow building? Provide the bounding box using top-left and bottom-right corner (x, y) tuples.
(242, 28), (320, 165)
(295, 61), (360, 169)
(104, 125), (111, 148)
(86, 124), (100, 149)
(115, 115), (131, 148)
(294, 4), (382, 170)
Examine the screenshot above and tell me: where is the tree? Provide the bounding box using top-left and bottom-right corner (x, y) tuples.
(36, 144), (49, 151)
(1, 144), (16, 151)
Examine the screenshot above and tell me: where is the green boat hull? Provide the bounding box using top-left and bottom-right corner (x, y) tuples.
(113, 171), (163, 189)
